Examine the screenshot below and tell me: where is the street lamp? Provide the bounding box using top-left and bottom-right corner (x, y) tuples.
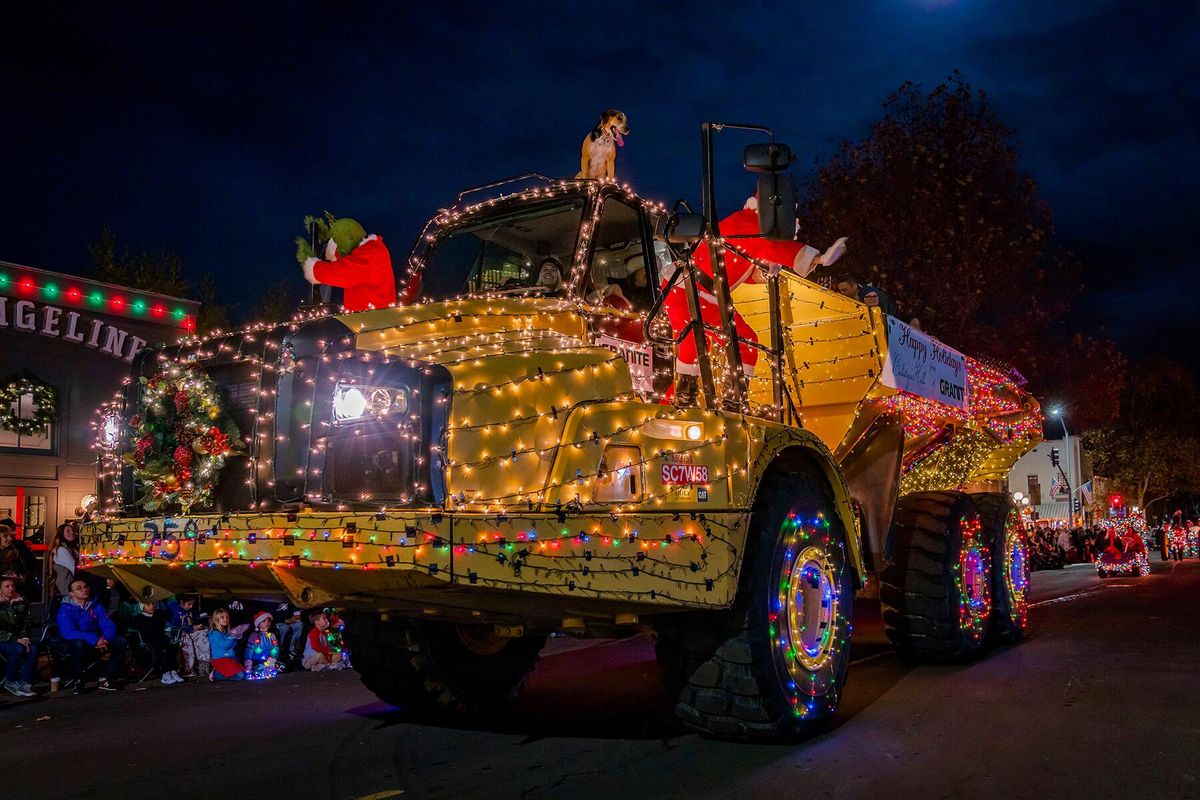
(1048, 405), (1073, 527)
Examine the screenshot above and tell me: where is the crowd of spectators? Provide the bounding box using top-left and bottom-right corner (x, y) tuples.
(1028, 525), (1118, 571)
(0, 516), (350, 699)
(1028, 522), (1189, 571)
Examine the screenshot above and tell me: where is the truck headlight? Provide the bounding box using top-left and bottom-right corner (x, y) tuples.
(332, 383), (408, 426)
(99, 413), (122, 450)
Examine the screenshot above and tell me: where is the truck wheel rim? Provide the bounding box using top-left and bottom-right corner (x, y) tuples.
(1008, 539), (1027, 594)
(1004, 510), (1030, 629)
(956, 516), (991, 640)
(455, 624), (509, 656)
(779, 544), (837, 674)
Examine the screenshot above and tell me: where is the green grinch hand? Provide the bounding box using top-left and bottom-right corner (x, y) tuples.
(294, 212), (366, 266)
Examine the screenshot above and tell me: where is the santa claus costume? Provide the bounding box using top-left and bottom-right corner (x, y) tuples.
(662, 197), (846, 393)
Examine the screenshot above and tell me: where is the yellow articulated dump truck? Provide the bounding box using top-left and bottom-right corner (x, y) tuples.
(82, 123), (1041, 741)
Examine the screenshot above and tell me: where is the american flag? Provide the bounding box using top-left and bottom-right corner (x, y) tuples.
(1050, 472), (1068, 497)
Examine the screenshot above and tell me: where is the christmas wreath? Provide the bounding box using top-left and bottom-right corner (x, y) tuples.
(125, 364), (241, 513)
(0, 375), (57, 438)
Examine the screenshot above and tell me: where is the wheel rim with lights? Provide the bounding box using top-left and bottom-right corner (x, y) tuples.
(768, 509), (851, 717)
(780, 545), (837, 674)
(1002, 510), (1030, 631)
(956, 516), (992, 643)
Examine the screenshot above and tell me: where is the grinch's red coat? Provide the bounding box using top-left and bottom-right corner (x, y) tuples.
(313, 235), (397, 312)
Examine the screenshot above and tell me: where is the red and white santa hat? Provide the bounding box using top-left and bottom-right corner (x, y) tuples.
(253, 611), (273, 628)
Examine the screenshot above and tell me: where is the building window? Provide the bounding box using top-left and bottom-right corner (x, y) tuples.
(0, 392), (53, 451)
(1027, 475), (1041, 506)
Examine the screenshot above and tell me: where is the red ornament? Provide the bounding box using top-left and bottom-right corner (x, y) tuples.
(173, 445), (193, 469)
(206, 426), (232, 457)
(174, 390), (190, 415)
(133, 435), (153, 466)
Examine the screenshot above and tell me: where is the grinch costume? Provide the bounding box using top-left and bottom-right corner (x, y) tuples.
(297, 213), (396, 312)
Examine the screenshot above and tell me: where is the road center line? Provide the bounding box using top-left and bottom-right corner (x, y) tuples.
(850, 651), (892, 666)
(1029, 586), (1107, 608)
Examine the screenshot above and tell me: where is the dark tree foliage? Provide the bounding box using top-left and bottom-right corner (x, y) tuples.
(88, 227), (191, 298)
(85, 228), (282, 335)
(253, 279), (301, 325)
(1082, 358), (1200, 511)
(798, 72), (1123, 427)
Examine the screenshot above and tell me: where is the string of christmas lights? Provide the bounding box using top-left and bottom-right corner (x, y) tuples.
(0, 267), (195, 331)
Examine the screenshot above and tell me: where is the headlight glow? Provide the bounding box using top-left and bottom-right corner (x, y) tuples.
(333, 383), (407, 425)
(99, 413), (122, 449)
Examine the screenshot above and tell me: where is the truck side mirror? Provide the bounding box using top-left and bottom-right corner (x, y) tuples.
(755, 174), (796, 241)
(745, 143), (796, 240)
(666, 212), (706, 244)
(743, 142), (794, 173)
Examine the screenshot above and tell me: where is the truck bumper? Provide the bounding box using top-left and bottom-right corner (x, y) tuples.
(81, 509), (743, 624)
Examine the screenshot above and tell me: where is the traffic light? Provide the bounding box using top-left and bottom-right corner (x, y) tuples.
(1050, 447), (1060, 468)
(1073, 498), (1081, 512)
(1111, 494), (1123, 507)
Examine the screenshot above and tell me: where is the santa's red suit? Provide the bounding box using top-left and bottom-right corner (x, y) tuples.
(310, 235), (396, 312)
(663, 204), (819, 382)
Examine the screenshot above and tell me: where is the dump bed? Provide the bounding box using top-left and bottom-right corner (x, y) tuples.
(732, 271), (1041, 490)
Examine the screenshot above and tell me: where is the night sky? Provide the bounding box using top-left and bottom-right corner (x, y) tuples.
(4, 1), (1197, 366)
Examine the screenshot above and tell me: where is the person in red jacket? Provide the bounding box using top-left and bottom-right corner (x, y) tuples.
(298, 214), (397, 312)
(302, 609), (347, 671)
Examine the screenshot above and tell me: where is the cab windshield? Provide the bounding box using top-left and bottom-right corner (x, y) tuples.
(416, 199), (585, 300)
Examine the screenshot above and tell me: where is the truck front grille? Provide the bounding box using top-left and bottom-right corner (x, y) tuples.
(324, 425), (420, 503)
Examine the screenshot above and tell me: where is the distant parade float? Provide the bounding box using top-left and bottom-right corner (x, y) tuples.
(1095, 521), (1150, 577)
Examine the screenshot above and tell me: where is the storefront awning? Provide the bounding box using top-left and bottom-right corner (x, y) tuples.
(1034, 502), (1071, 521)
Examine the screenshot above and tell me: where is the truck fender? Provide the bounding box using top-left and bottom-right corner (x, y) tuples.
(748, 433), (867, 589)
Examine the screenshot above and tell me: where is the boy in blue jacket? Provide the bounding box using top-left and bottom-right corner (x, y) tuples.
(57, 578), (127, 692)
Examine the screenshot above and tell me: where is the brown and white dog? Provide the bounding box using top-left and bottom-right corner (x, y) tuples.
(576, 109), (630, 180)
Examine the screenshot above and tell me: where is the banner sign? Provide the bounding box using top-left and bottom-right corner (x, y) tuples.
(596, 334), (654, 396)
(880, 318), (969, 410)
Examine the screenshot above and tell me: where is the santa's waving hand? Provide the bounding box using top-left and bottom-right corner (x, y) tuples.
(297, 213), (397, 312)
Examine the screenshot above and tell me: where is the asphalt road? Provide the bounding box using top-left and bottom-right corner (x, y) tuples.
(6, 560), (1199, 800)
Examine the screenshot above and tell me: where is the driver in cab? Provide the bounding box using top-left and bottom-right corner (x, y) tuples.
(536, 256), (564, 295)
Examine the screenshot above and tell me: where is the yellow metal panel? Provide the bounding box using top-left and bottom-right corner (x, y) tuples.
(731, 275), (887, 451)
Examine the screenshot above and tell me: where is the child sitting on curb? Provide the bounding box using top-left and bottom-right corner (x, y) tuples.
(302, 610), (348, 671)
(130, 601), (183, 685)
(167, 595), (210, 678)
(244, 611), (280, 680)
(207, 608), (249, 681)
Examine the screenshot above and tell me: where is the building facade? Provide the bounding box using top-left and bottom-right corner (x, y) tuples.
(1006, 435), (1092, 526)
(0, 261), (197, 597)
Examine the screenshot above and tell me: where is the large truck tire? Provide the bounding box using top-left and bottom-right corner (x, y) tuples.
(344, 612), (545, 716)
(972, 492), (1030, 642)
(881, 491), (992, 661)
(654, 467), (855, 741)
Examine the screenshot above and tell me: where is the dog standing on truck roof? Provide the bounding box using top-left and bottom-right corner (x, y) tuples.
(576, 109), (630, 180)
